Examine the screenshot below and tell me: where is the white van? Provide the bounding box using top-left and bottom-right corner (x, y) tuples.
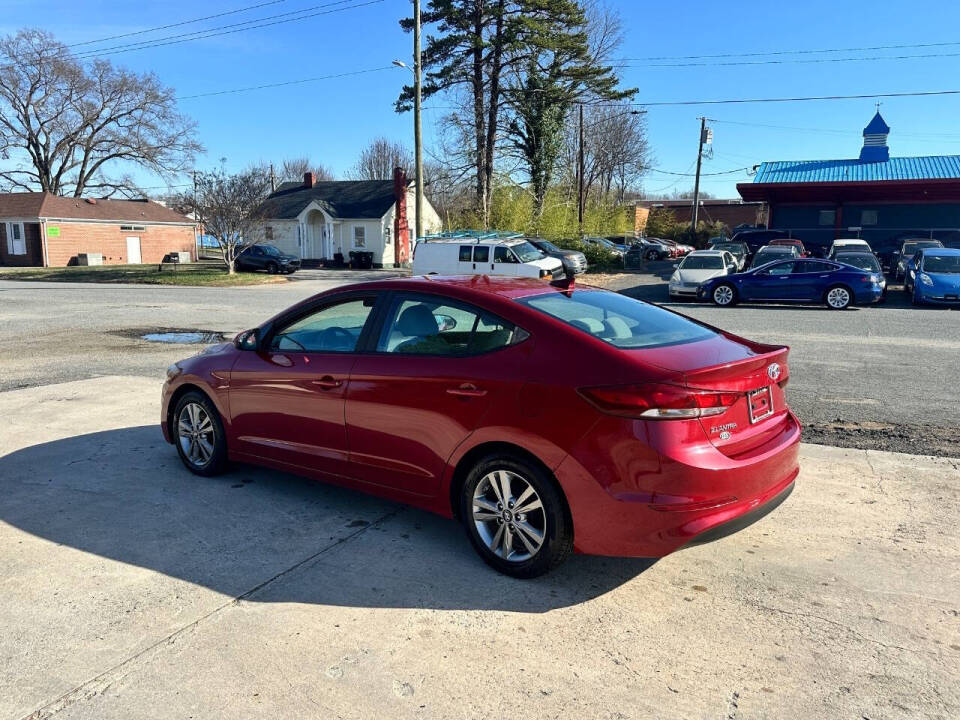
(412, 237), (564, 279)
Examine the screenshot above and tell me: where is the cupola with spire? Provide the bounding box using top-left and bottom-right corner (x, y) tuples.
(859, 111), (890, 162)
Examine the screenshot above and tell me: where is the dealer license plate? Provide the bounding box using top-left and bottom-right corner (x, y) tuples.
(748, 386), (774, 424)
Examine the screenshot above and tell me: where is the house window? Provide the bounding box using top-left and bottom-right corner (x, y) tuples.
(818, 210), (836, 226)
(353, 226), (366, 248)
(120, 225), (146, 231)
(384, 226), (392, 244)
(861, 210), (878, 226)
(265, 226), (274, 240)
(6, 222), (26, 255)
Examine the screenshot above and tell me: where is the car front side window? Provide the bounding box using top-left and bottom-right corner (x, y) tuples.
(270, 297), (377, 353)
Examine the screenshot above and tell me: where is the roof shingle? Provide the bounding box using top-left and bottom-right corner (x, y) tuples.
(258, 180), (398, 220)
(0, 192), (193, 223)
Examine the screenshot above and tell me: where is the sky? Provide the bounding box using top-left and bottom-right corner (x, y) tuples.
(5, 0), (960, 198)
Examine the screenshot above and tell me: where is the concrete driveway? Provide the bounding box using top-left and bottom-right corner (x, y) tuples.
(2, 377), (957, 719)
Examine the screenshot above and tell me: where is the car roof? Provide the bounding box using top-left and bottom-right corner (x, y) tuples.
(685, 250), (726, 256)
(318, 275), (592, 301)
(921, 247), (960, 255)
(832, 239), (869, 244)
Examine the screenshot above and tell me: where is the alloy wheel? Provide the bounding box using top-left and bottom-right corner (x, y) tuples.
(472, 470), (545, 562)
(713, 285), (734, 306)
(178, 402), (216, 467)
(826, 287), (851, 309)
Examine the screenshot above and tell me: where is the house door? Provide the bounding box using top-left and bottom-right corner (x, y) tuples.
(125, 237), (142, 264)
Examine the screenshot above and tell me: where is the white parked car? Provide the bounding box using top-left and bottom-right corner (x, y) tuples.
(668, 250), (738, 299)
(412, 237), (564, 279)
(827, 238), (872, 259)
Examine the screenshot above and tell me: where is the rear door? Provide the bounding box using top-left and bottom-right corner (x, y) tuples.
(788, 260), (831, 300)
(345, 291), (524, 497)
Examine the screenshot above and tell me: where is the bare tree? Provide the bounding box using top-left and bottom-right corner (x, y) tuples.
(348, 137), (413, 180)
(276, 156), (334, 183)
(0, 29), (201, 197)
(561, 105), (650, 203)
(184, 167), (273, 274)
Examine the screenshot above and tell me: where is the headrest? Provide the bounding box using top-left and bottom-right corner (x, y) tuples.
(397, 304), (438, 337)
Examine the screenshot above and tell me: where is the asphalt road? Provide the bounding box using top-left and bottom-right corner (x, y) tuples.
(1, 268), (958, 456)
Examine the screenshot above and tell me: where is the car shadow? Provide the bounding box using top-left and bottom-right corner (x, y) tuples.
(0, 426), (656, 613)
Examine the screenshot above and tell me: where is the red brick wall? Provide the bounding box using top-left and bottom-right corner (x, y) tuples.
(43, 222), (196, 266)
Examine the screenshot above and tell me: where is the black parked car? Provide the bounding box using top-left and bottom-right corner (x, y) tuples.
(730, 229), (793, 257)
(235, 244), (301, 274)
(527, 238), (588, 275)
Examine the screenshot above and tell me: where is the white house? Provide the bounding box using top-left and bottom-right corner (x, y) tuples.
(255, 169), (441, 267)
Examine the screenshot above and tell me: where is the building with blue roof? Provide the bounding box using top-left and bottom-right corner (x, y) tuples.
(737, 111), (960, 259)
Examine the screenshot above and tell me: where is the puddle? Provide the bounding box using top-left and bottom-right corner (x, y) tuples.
(141, 331), (226, 344)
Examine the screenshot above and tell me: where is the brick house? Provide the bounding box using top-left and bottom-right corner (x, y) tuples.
(0, 192), (196, 267)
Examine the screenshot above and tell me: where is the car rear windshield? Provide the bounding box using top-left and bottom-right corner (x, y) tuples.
(680, 255), (724, 269)
(923, 254), (960, 273)
(517, 289), (716, 349)
(711, 243), (743, 254)
(836, 254), (880, 272)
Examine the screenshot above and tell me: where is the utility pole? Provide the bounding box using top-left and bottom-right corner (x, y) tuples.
(413, 0), (424, 251)
(691, 116), (707, 232)
(577, 103), (585, 235)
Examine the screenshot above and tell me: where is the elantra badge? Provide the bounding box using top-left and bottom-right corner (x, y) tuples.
(767, 363), (781, 381)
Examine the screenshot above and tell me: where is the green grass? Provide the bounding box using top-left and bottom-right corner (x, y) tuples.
(0, 263), (288, 286)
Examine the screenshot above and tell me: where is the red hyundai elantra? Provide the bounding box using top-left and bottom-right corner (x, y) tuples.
(161, 275), (799, 577)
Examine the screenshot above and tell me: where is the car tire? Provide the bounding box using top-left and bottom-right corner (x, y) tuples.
(265, 261), (278, 274)
(459, 453), (573, 579)
(824, 284), (853, 310)
(711, 283), (737, 307)
(172, 391), (228, 477)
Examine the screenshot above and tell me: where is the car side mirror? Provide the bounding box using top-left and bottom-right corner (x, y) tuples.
(434, 314), (457, 332)
(236, 328), (259, 351)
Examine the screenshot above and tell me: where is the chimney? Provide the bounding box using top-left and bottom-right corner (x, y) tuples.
(303, 171), (316, 188)
(393, 165), (410, 264)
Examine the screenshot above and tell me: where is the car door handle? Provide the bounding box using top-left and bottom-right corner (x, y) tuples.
(311, 375), (342, 390)
(447, 383), (487, 397)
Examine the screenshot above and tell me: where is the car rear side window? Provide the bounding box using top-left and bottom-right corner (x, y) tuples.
(474, 246), (490, 263)
(518, 290), (715, 349)
(459, 246), (472, 262)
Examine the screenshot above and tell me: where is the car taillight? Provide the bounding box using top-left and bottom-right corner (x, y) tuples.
(578, 383), (740, 420)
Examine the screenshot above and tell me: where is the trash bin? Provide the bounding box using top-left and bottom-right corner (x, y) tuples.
(349, 251), (374, 269)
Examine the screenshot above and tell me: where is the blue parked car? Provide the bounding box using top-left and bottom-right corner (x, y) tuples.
(698, 258), (885, 310)
(904, 247), (960, 306)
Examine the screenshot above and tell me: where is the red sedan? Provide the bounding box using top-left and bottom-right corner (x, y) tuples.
(161, 276), (800, 578)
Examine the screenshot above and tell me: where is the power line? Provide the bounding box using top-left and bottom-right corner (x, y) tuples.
(69, 0), (382, 61)
(598, 89), (960, 108)
(646, 166), (752, 177)
(67, 0), (292, 49)
(617, 50), (960, 69)
(177, 66), (394, 99)
(618, 39), (960, 63)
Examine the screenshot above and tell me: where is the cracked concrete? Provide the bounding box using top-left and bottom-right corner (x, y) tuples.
(1, 377), (958, 719)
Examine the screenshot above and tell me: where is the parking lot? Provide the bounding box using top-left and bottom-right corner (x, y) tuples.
(0, 273), (958, 719)
(2, 375), (958, 719)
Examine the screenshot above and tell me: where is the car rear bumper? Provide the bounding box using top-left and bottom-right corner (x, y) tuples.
(557, 410), (801, 557)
